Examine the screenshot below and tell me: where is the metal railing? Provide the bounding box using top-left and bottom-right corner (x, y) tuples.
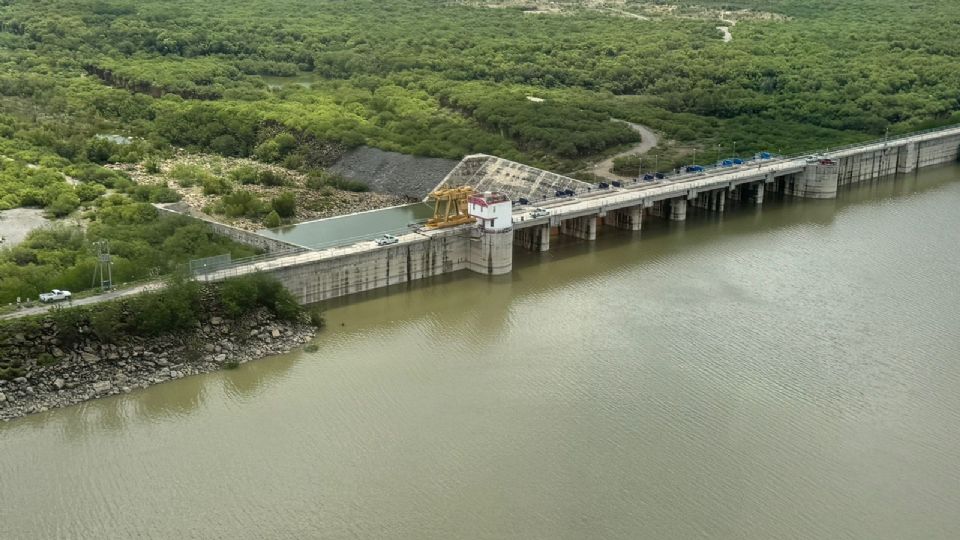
(516, 123), (960, 210)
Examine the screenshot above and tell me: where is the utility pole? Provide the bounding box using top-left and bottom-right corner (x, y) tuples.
(716, 144), (721, 164)
(654, 153), (659, 173)
(733, 141), (737, 158)
(637, 154), (642, 178)
(92, 240), (113, 292)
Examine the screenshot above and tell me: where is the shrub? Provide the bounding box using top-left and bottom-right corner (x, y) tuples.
(168, 164), (215, 187)
(126, 275), (201, 336)
(144, 159), (161, 174)
(271, 192), (296, 218)
(229, 166), (259, 185)
(214, 190), (268, 218)
(263, 210), (281, 228)
(49, 305), (87, 348)
(89, 303), (121, 343)
(47, 192), (81, 217)
(65, 164), (131, 189)
(257, 169), (288, 186)
(128, 184), (182, 203)
(202, 175), (233, 195)
(76, 183), (106, 202)
(308, 308), (325, 328)
(304, 170), (367, 192)
(218, 273), (301, 320)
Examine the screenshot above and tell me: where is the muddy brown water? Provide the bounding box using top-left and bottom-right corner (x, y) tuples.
(2, 165), (959, 539)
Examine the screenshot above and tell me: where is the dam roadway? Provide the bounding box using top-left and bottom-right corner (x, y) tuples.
(188, 124), (960, 304)
(5, 124), (957, 317)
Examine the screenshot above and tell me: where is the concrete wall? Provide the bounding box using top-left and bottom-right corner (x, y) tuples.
(267, 232), (469, 304)
(467, 228), (514, 275)
(155, 204), (301, 253)
(788, 162), (840, 198)
(836, 134), (959, 189)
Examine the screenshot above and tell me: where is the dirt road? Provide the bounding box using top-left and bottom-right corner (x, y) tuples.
(587, 120), (661, 181)
(1, 281), (165, 321)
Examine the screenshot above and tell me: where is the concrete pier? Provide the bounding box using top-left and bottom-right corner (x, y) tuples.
(560, 215), (598, 240)
(605, 206), (642, 231)
(515, 224), (550, 251)
(669, 198), (687, 221)
(468, 228), (513, 275)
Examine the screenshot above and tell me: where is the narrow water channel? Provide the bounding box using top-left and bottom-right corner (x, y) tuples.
(2, 165), (959, 539)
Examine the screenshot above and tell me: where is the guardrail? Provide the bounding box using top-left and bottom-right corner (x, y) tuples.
(518, 123), (960, 210)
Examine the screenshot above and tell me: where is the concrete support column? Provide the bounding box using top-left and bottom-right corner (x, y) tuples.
(897, 141), (919, 174)
(606, 206), (642, 231)
(754, 182), (764, 205)
(560, 215), (597, 240)
(468, 229), (513, 275)
(789, 162), (840, 199)
(669, 198), (687, 221)
(515, 224), (550, 252)
(649, 200), (664, 218)
(717, 190), (726, 212)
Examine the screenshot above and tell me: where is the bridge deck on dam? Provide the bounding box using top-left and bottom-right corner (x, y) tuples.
(194, 124), (960, 303)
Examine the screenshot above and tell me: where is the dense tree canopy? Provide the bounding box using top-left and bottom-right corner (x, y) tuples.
(1, 0), (957, 172)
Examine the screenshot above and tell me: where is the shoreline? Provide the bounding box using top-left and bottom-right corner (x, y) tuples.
(0, 308), (317, 422)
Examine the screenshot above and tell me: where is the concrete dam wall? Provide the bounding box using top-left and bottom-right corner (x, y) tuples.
(197, 126), (960, 305)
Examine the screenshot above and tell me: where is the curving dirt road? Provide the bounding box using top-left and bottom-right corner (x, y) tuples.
(587, 120), (661, 181)
(717, 12), (736, 43)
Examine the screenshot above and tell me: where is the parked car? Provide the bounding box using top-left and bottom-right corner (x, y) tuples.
(529, 208), (550, 219)
(39, 289), (72, 303)
(375, 234), (399, 246)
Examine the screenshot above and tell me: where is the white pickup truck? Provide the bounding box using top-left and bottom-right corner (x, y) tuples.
(39, 289), (72, 303)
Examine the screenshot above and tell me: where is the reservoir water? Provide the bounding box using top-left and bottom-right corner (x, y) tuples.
(258, 202), (433, 248)
(2, 165), (960, 539)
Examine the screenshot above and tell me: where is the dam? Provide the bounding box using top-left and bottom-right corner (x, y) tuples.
(194, 125), (960, 303)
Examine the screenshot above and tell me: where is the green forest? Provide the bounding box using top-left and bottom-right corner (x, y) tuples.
(1, 0), (959, 301)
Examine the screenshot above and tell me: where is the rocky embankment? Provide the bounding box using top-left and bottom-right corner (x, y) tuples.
(0, 308), (316, 421)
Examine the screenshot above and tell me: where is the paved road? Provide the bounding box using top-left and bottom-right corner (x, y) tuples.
(1, 282), (164, 321)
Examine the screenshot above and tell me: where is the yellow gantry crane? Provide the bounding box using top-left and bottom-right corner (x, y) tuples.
(426, 186), (475, 229)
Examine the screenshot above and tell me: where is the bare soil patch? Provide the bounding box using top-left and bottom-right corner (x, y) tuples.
(0, 208), (51, 248)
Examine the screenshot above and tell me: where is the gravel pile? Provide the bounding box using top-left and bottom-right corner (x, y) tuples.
(329, 146), (459, 199)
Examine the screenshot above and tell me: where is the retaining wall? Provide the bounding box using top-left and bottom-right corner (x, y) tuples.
(154, 204), (301, 253)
